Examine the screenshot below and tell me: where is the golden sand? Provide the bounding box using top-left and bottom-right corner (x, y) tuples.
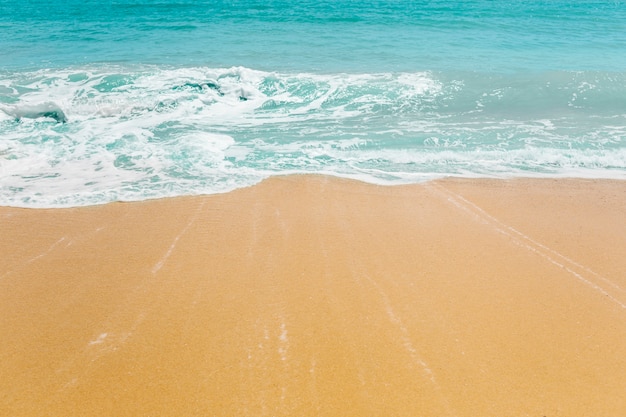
(1, 176), (625, 416)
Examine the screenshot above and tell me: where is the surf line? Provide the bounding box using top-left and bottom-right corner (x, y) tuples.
(152, 201), (206, 274)
(427, 183), (626, 311)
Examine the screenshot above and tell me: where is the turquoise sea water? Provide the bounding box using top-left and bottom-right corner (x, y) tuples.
(1, 0), (625, 207)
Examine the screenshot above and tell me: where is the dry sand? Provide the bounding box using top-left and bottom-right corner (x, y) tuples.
(1, 175), (625, 416)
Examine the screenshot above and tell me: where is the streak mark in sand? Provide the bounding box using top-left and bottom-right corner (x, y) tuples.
(152, 201), (206, 274)
(429, 183), (626, 310)
(276, 316), (290, 407)
(57, 311), (148, 391)
(335, 197), (455, 414)
(26, 236), (69, 264)
(0, 236), (67, 280)
(278, 319), (289, 362)
(88, 333), (108, 345)
(358, 272), (456, 416)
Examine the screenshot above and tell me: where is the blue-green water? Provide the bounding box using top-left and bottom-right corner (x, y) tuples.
(1, 0), (625, 207)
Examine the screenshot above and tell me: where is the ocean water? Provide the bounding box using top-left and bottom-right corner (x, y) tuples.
(1, 0), (625, 207)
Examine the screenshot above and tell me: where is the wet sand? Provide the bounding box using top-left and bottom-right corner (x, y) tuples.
(1, 176), (625, 416)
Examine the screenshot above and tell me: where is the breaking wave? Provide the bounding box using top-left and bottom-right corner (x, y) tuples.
(1, 65), (625, 207)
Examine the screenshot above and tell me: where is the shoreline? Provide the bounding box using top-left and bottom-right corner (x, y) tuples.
(2, 175), (625, 416)
(3, 173), (626, 210)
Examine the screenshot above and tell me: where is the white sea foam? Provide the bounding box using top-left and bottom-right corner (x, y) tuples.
(1, 65), (625, 207)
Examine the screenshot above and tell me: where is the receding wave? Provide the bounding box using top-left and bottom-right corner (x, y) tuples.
(0, 65), (625, 207)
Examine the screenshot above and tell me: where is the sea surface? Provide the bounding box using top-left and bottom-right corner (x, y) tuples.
(1, 0), (625, 207)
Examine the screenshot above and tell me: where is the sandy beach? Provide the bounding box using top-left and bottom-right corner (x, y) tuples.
(1, 175), (625, 416)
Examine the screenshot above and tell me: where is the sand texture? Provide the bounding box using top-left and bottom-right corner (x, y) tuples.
(1, 176), (625, 416)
